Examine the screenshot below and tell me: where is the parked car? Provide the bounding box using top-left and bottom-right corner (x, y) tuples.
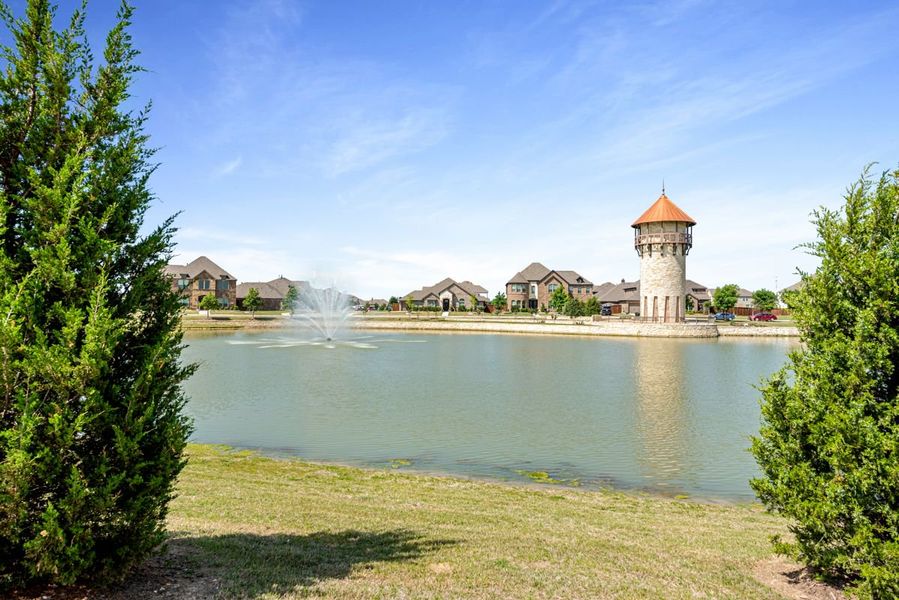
(714, 312), (735, 321)
(600, 303), (613, 316)
(750, 312), (777, 321)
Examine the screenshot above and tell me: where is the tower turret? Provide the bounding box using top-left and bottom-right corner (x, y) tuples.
(632, 191), (696, 322)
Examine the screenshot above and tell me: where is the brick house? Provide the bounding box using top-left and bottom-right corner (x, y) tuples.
(505, 262), (593, 311)
(165, 256), (236, 309)
(403, 278), (490, 311)
(595, 278), (710, 315)
(236, 277), (310, 311)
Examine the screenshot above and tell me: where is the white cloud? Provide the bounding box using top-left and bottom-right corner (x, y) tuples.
(213, 156), (242, 177)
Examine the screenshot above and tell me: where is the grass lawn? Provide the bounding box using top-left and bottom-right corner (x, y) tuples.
(136, 444), (798, 599)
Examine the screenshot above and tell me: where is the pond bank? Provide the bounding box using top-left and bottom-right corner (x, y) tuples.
(181, 314), (800, 337)
(25, 444), (797, 599)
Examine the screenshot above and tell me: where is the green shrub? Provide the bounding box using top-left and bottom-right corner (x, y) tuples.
(751, 167), (899, 598)
(0, 1), (193, 590)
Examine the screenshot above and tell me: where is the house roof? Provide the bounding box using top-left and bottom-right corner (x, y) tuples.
(506, 272), (528, 285)
(516, 262), (551, 282)
(685, 279), (710, 300)
(236, 278), (308, 300)
(592, 281), (616, 297)
(632, 193), (696, 227)
(406, 278), (489, 303)
(552, 270), (593, 286)
(597, 280), (641, 303)
(780, 281), (804, 293)
(165, 255), (235, 280)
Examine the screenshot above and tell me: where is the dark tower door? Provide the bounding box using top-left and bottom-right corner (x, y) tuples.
(442, 298), (450, 311)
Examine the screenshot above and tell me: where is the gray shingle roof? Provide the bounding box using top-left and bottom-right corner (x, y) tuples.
(236, 278), (308, 300)
(597, 280), (641, 303)
(519, 262), (551, 281)
(685, 279), (710, 300)
(553, 270), (593, 286)
(405, 278), (489, 303)
(165, 256), (234, 280)
(592, 282), (616, 297)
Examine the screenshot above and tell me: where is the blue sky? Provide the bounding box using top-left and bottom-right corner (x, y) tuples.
(12, 1), (899, 298)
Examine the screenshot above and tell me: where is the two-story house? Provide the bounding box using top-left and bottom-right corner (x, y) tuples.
(505, 262), (593, 311)
(165, 256), (237, 309)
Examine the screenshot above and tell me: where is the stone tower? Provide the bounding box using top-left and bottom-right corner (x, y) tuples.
(632, 190), (696, 322)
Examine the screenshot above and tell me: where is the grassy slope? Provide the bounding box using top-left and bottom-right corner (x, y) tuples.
(167, 445), (788, 599)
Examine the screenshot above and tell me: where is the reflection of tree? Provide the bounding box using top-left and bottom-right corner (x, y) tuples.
(632, 339), (691, 489)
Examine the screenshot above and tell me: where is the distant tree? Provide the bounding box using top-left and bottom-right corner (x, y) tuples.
(404, 294), (414, 312)
(584, 296), (601, 316)
(712, 284), (739, 313)
(751, 288), (777, 312)
(562, 295), (583, 317)
(685, 296), (695, 312)
(469, 294), (479, 313)
(388, 296), (399, 306)
(281, 284), (298, 313)
(199, 294), (219, 314)
(751, 167), (899, 598)
(549, 286), (569, 312)
(243, 287), (263, 317)
(492, 292), (507, 312)
(0, 1), (193, 589)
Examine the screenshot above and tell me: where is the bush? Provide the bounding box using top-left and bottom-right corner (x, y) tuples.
(0, 1), (193, 590)
(751, 167), (899, 598)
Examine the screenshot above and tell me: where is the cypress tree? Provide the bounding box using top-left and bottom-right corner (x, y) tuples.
(751, 167), (899, 598)
(0, 0), (193, 588)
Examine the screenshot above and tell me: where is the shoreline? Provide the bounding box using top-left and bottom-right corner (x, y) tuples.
(180, 313), (800, 338)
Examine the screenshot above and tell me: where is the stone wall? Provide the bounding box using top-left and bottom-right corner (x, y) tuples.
(354, 318), (719, 338)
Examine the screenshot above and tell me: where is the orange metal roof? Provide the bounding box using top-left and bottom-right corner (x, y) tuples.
(631, 193), (696, 227)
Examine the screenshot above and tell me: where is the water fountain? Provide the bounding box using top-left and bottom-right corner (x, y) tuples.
(292, 285), (353, 343)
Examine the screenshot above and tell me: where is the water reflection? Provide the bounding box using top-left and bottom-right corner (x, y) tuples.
(632, 339), (694, 492)
(182, 331), (795, 501)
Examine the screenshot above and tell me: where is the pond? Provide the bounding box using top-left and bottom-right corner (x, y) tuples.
(182, 330), (796, 501)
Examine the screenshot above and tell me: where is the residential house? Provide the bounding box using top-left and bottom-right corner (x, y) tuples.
(595, 279), (641, 314)
(165, 256), (236, 309)
(685, 280), (712, 312)
(505, 262), (593, 311)
(404, 278), (490, 311)
(595, 278), (711, 315)
(236, 276), (310, 311)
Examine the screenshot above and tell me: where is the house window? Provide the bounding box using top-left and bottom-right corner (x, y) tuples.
(216, 279), (229, 291)
(178, 297), (189, 306)
(177, 278), (190, 290)
(199, 279), (210, 290)
(510, 284), (526, 294)
(548, 283), (558, 293)
(511, 300), (522, 309)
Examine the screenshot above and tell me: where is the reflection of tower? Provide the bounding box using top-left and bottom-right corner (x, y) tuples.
(632, 189), (696, 322)
(632, 340), (690, 488)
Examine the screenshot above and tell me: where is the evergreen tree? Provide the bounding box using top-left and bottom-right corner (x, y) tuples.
(584, 295), (600, 316)
(751, 167), (899, 598)
(492, 292), (506, 312)
(281, 284), (298, 313)
(0, 1), (192, 588)
(243, 287), (262, 317)
(549, 286), (568, 312)
(562, 295), (583, 317)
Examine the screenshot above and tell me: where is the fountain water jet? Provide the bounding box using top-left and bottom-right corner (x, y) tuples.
(292, 285), (353, 345)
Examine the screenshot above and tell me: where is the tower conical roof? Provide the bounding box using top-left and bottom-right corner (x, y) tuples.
(631, 193), (696, 227)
